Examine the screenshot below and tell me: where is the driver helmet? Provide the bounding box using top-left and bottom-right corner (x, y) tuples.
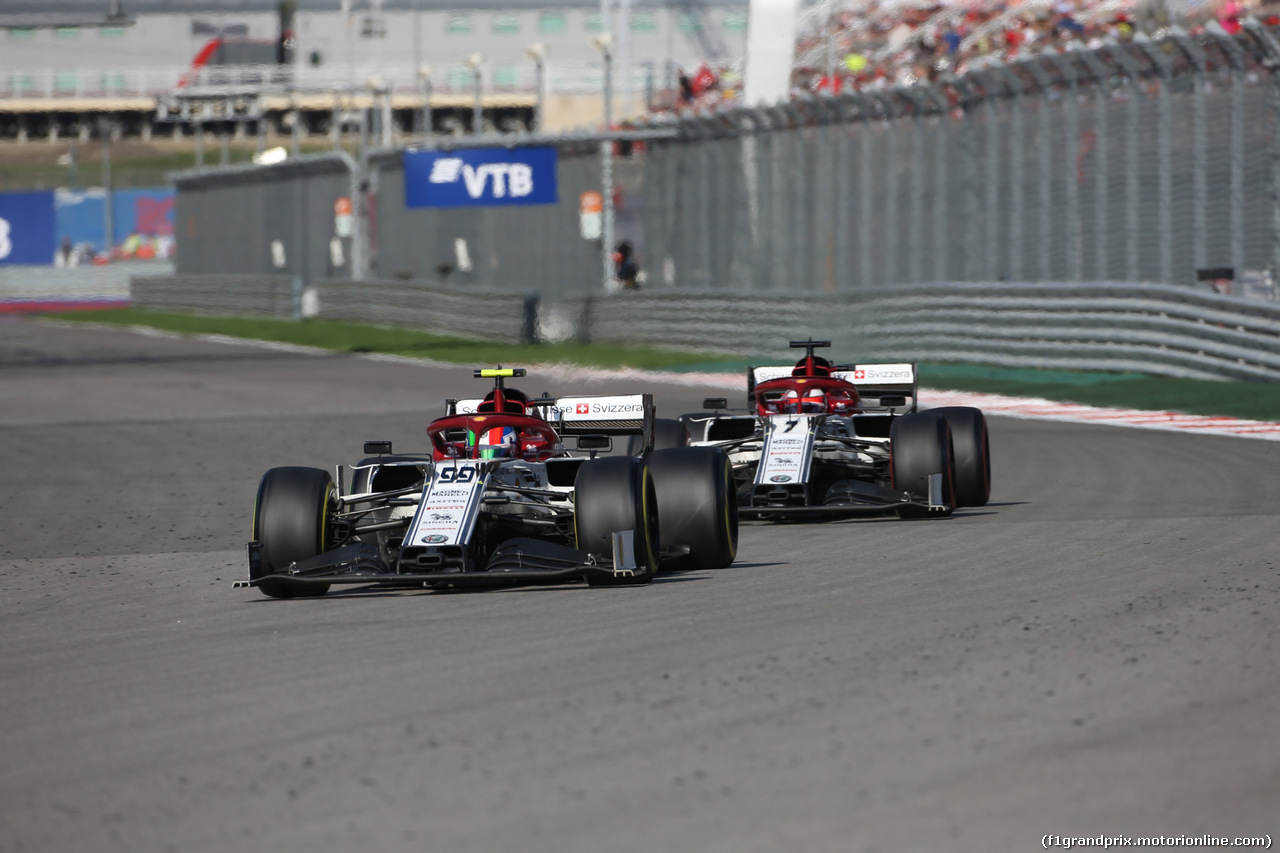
(800, 387), (826, 413)
(471, 425), (517, 459)
(781, 387), (826, 413)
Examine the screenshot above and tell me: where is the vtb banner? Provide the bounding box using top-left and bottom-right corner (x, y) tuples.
(0, 191), (56, 265)
(404, 147), (557, 208)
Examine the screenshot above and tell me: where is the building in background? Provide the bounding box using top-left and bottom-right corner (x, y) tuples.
(0, 0), (753, 141)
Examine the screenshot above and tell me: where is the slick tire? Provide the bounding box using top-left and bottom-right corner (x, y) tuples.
(889, 412), (957, 519)
(574, 456), (659, 585)
(251, 466), (335, 598)
(931, 406), (991, 508)
(648, 447), (738, 570)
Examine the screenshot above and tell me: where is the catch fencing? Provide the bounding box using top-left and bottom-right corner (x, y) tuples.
(169, 24), (1280, 297)
(641, 24), (1280, 294)
(149, 24), (1280, 380)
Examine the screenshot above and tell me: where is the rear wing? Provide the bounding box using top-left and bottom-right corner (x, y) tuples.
(747, 363), (919, 412)
(446, 393), (655, 446)
(549, 393), (655, 439)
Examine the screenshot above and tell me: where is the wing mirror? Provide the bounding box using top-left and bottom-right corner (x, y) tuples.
(576, 434), (612, 459)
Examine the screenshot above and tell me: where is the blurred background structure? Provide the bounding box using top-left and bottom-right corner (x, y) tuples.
(0, 0), (750, 146)
(5, 0), (1280, 337)
(1, 0), (1265, 148)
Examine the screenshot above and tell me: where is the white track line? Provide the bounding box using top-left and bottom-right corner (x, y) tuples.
(44, 321), (1280, 441)
(528, 364), (1280, 442)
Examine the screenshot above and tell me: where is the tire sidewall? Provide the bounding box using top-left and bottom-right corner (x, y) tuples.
(251, 466), (335, 597)
(649, 446), (738, 570)
(890, 412), (956, 518)
(931, 406), (990, 507)
(574, 456), (659, 576)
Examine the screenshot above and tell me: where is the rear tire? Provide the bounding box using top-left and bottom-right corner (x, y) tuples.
(649, 447), (738, 569)
(890, 413), (956, 519)
(932, 406), (990, 507)
(251, 466), (335, 598)
(574, 456), (659, 585)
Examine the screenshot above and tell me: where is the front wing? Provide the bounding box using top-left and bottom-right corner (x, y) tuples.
(740, 473), (949, 520)
(236, 534), (667, 592)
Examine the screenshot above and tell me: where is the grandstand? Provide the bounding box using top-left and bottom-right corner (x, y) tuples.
(0, 0), (1249, 141)
(787, 0), (1264, 96)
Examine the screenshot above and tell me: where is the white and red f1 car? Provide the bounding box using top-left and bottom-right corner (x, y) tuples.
(679, 340), (991, 521)
(239, 368), (738, 597)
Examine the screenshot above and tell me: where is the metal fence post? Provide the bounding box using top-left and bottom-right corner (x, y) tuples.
(991, 67), (1025, 281)
(809, 95), (843, 292)
(1232, 50), (1246, 285)
(761, 108), (784, 292)
(1073, 45), (1112, 280)
(1024, 61), (1054, 281)
(983, 77), (1001, 281)
(832, 95), (859, 291)
(1050, 54), (1082, 281)
(1109, 44), (1144, 282)
(1135, 38), (1175, 284)
(1172, 33), (1209, 278)
(855, 96), (874, 287)
(337, 150), (365, 281)
(735, 109), (766, 291)
(972, 71), (1004, 281)
(1244, 18), (1280, 290)
(785, 101), (812, 291)
(1210, 27), (1247, 281)
(952, 78), (979, 281)
(1271, 56), (1280, 290)
(900, 85), (936, 285)
(871, 92), (900, 285)
(932, 86), (950, 282)
(742, 108), (757, 289)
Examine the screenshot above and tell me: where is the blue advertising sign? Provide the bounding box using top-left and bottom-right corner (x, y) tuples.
(404, 147), (557, 208)
(56, 187), (175, 255)
(0, 190), (57, 265)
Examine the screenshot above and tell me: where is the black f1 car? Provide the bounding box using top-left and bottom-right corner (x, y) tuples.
(679, 340), (991, 521)
(238, 368), (738, 597)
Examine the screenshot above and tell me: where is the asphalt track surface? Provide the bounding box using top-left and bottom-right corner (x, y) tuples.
(1, 317), (1277, 853)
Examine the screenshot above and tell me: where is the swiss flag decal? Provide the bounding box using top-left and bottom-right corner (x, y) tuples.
(854, 369), (865, 379)
(576, 403), (591, 414)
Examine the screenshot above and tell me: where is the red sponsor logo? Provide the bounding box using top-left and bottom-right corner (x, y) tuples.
(576, 403), (590, 414)
(136, 196), (175, 236)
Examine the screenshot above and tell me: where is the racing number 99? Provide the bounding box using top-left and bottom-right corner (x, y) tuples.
(438, 465), (477, 484)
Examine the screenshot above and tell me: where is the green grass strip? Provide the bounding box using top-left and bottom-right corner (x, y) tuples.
(45, 308), (1280, 422)
(45, 308), (740, 372)
(918, 364), (1280, 422)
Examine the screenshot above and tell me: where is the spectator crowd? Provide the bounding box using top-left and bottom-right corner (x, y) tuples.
(651, 0), (1274, 114)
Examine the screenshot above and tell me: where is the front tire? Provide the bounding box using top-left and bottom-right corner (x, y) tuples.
(648, 447), (738, 569)
(931, 407), (990, 508)
(574, 456), (659, 585)
(890, 412), (956, 519)
(251, 466), (335, 598)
